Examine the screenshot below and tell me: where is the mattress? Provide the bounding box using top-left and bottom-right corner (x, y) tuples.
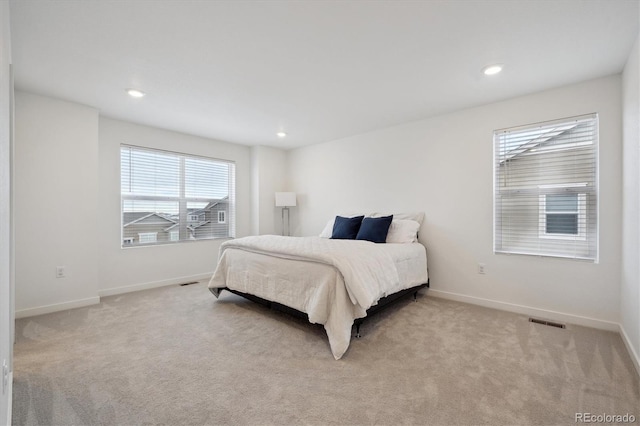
(208, 236), (428, 359)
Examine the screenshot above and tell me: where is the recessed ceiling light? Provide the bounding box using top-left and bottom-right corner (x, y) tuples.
(277, 132), (287, 138)
(126, 88), (146, 98)
(483, 64), (503, 76)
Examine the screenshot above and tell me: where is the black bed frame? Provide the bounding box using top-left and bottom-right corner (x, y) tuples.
(210, 280), (429, 338)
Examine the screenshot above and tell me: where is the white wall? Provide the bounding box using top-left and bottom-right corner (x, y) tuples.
(98, 117), (252, 295)
(0, 1), (12, 422)
(251, 145), (287, 235)
(288, 75), (622, 329)
(12, 98), (253, 308)
(621, 33), (640, 371)
(14, 91), (100, 317)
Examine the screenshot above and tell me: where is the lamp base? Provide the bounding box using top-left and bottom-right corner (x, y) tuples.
(281, 206), (291, 236)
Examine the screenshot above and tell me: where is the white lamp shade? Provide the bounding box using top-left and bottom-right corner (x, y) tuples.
(275, 192), (297, 207)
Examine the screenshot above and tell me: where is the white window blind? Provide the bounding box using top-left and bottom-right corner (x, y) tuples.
(121, 145), (236, 247)
(493, 114), (598, 261)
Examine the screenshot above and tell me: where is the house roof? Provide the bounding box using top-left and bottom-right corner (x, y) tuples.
(123, 212), (177, 227)
(190, 197), (228, 215)
(498, 116), (597, 164)
(499, 123), (578, 163)
(164, 221), (212, 232)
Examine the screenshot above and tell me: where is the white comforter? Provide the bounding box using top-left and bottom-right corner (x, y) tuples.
(208, 235), (428, 359)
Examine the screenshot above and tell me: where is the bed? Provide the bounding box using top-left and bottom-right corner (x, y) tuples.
(208, 214), (429, 360)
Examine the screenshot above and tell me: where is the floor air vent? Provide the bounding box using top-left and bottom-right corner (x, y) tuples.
(529, 318), (566, 329)
(179, 281), (199, 287)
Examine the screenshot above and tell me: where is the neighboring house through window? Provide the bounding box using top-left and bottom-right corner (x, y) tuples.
(493, 114), (598, 261)
(121, 145), (236, 247)
(218, 210), (226, 224)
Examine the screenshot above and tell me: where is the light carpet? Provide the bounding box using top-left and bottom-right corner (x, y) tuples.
(11, 282), (639, 425)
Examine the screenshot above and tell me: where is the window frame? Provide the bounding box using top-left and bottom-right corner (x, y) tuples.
(493, 113), (598, 261)
(120, 145), (236, 248)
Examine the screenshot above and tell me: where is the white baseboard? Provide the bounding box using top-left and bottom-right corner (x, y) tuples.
(14, 274), (213, 319)
(15, 296), (100, 319)
(428, 289), (620, 332)
(98, 273), (212, 298)
(619, 324), (640, 378)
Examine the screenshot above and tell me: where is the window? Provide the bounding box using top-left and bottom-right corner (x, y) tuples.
(539, 187), (587, 240)
(121, 145), (236, 247)
(494, 114), (598, 260)
(138, 232), (157, 244)
(218, 210), (226, 224)
(545, 194), (579, 235)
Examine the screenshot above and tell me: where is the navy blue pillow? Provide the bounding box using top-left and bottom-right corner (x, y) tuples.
(355, 215), (393, 243)
(331, 215), (364, 240)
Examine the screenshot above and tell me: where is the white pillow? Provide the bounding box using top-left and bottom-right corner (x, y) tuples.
(372, 212), (424, 226)
(386, 219), (420, 243)
(319, 218), (336, 238)
(319, 214), (368, 238)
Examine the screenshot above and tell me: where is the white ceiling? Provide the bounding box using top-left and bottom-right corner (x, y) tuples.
(9, 0), (639, 150)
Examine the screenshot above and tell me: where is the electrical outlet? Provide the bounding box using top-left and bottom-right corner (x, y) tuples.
(56, 266), (65, 278)
(478, 263), (486, 274)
